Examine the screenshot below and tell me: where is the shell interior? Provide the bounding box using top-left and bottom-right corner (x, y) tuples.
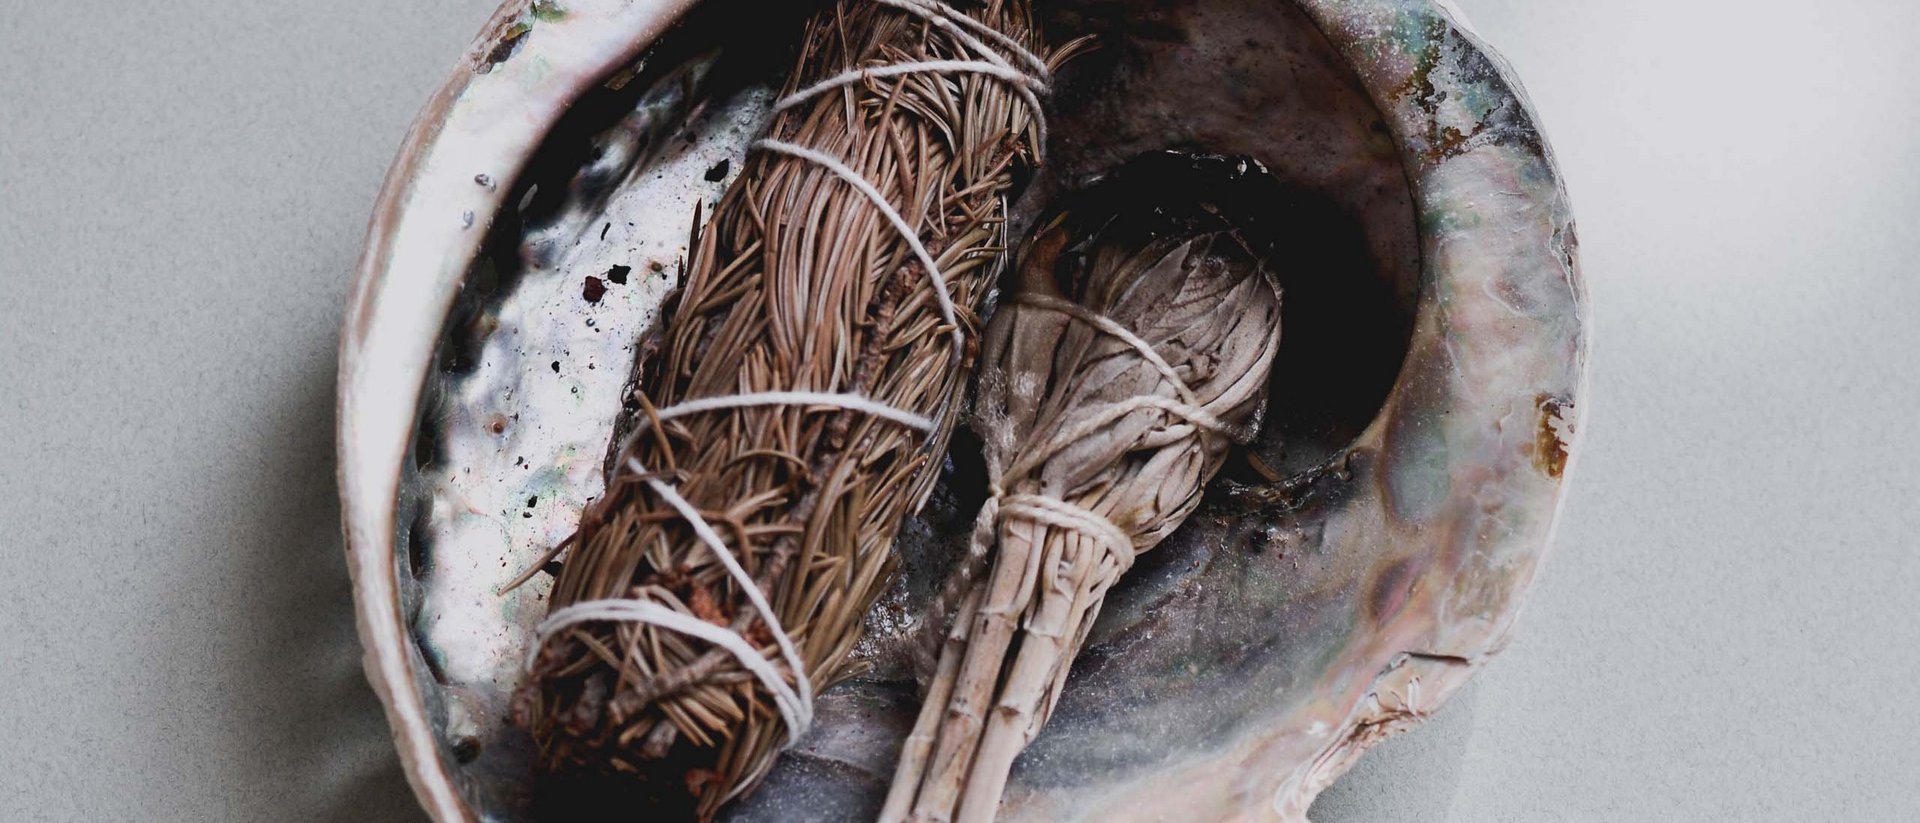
(370, 0), (1582, 819)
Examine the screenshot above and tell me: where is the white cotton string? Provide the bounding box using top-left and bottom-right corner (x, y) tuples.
(526, 391), (940, 746)
(753, 138), (967, 360)
(646, 390), (936, 433)
(878, 0), (1052, 156)
(753, 0), (1053, 365)
(533, 599), (809, 741)
(999, 295), (1236, 483)
(637, 472), (814, 731)
(1015, 293), (1200, 407)
(529, 467), (815, 745)
(827, 0), (1051, 153)
(1008, 395), (1230, 482)
(874, 0), (1051, 77)
(773, 60), (1046, 114)
(997, 493), (1137, 570)
(989, 391), (1224, 556)
(984, 298), (1235, 567)
(592, 390), (937, 493)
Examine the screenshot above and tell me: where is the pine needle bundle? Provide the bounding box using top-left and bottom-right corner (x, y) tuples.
(883, 167), (1284, 823)
(513, 0), (1062, 815)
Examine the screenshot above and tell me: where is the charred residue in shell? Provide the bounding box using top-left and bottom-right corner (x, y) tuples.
(435, 256), (506, 376)
(508, 2), (809, 272)
(1096, 442), (1372, 678)
(475, 1), (574, 75)
(479, 24), (531, 74)
(452, 735), (484, 765)
(1534, 393), (1573, 478)
(1387, 11), (1544, 163)
(1030, 504), (1372, 784)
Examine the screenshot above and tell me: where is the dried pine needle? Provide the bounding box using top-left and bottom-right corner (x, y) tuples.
(514, 0), (1067, 817)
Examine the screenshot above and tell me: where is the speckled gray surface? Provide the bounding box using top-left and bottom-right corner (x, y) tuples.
(2, 1), (1917, 821)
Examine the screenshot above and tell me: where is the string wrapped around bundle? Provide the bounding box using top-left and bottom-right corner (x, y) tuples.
(511, 0), (1073, 817)
(884, 157), (1286, 823)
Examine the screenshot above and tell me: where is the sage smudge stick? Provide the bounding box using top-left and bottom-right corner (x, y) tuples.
(884, 163), (1284, 823)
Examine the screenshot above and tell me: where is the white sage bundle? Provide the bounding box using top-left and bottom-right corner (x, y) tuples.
(884, 165), (1285, 823)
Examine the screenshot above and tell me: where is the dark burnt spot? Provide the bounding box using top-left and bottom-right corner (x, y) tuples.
(1367, 555), (1421, 623)
(1534, 393), (1573, 478)
(1389, 17), (1544, 163)
(1431, 123), (1484, 159)
(704, 158), (731, 182)
(479, 24), (530, 74)
(583, 276), (607, 303)
(1391, 16), (1450, 110)
(451, 736), (482, 764)
(1212, 447), (1365, 523)
(607, 264), (631, 285)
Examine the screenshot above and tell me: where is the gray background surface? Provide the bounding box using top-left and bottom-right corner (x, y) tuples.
(2, 0), (1915, 820)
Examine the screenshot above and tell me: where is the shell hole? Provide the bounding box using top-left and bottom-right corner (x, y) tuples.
(406, 504), (431, 583)
(452, 735), (483, 765)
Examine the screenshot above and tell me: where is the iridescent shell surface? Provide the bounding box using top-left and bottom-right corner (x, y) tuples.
(336, 0), (1586, 820)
